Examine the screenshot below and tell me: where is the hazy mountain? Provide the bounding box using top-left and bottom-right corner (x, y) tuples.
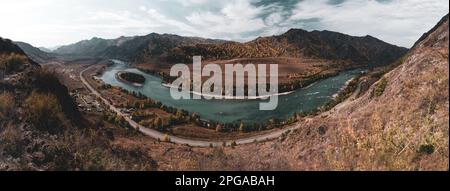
(38, 47), (53, 53)
(168, 29), (408, 67)
(99, 33), (227, 62)
(14, 41), (55, 64)
(53, 34), (225, 62)
(53, 36), (135, 57)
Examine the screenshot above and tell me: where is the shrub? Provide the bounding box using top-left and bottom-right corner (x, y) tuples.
(267, 118), (280, 128)
(215, 124), (223, 132)
(30, 70), (79, 117)
(163, 134), (171, 142)
(0, 91), (15, 120)
(24, 91), (64, 133)
(230, 141), (237, 148)
(154, 117), (163, 130)
(84, 148), (107, 171)
(0, 123), (24, 157)
(239, 123), (246, 132)
(372, 78), (388, 97)
(0, 53), (29, 74)
(418, 144), (435, 155)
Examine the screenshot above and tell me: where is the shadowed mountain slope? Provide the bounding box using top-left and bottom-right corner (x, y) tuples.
(14, 41), (55, 64)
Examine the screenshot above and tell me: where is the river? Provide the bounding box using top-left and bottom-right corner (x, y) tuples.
(100, 60), (363, 124)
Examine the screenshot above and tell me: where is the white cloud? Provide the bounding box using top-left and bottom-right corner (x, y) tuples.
(264, 12), (283, 26)
(185, 0), (266, 38)
(139, 5), (147, 11)
(177, 0), (209, 7)
(289, 0), (449, 47)
(144, 8), (201, 36)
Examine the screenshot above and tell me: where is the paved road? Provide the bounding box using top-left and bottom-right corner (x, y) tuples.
(80, 64), (298, 147)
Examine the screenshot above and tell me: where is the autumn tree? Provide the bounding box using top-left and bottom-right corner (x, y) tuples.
(239, 122), (246, 133)
(154, 117), (163, 130)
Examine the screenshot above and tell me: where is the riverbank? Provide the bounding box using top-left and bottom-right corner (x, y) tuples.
(100, 60), (363, 125)
(132, 57), (360, 92)
(161, 83), (295, 99)
(81, 59), (370, 143)
(81, 63), (307, 144)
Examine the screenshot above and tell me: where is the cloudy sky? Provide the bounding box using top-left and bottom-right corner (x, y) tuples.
(0, 0), (448, 48)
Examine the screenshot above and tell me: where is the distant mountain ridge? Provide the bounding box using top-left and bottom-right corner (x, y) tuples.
(168, 29), (408, 67)
(38, 47), (53, 53)
(54, 36), (135, 57)
(99, 33), (227, 62)
(51, 28), (408, 67)
(14, 41), (55, 64)
(53, 34), (226, 62)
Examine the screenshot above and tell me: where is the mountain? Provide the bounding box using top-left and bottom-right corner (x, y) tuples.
(14, 41), (55, 64)
(168, 29), (408, 67)
(99, 33), (226, 62)
(52, 29), (407, 67)
(1, 37), (39, 75)
(53, 36), (135, 57)
(0, 37), (27, 55)
(53, 34), (225, 62)
(222, 14), (449, 170)
(2, 13), (447, 171)
(38, 47), (53, 53)
(42, 45), (62, 52)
